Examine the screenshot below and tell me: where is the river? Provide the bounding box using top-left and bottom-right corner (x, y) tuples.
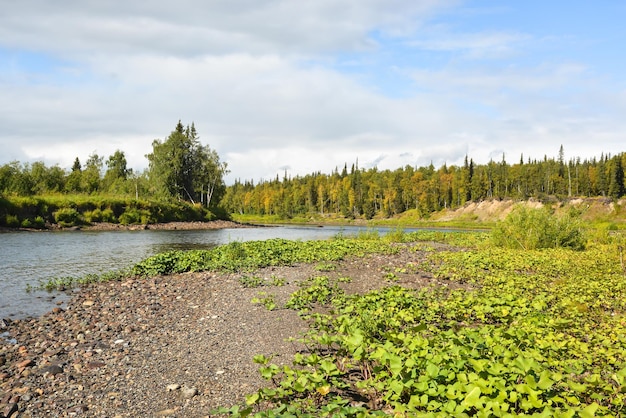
(0, 224), (410, 319)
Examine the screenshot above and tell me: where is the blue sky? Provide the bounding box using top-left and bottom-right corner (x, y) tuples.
(1, 1), (625, 183)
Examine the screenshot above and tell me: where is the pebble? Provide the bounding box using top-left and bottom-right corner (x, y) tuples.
(40, 364), (63, 376)
(0, 252), (322, 416)
(166, 384), (180, 392)
(16, 359), (34, 369)
(2, 402), (18, 418)
(181, 386), (198, 399)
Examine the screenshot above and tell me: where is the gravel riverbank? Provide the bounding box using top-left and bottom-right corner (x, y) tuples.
(0, 244), (453, 417)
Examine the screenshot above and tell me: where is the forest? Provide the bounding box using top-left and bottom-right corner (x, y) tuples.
(221, 147), (626, 219)
(1, 123), (625, 225)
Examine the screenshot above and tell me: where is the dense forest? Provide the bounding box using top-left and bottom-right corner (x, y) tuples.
(221, 146), (626, 219)
(2, 131), (625, 224)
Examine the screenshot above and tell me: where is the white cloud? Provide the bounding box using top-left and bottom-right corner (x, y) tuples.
(408, 31), (531, 59)
(0, 0), (625, 185)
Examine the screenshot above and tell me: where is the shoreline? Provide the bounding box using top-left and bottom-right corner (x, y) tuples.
(0, 244), (443, 417)
(0, 219), (259, 233)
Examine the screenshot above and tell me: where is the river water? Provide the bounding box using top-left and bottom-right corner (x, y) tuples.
(0, 225), (406, 319)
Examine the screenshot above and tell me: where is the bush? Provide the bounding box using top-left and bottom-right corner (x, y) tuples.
(491, 205), (586, 250)
(5, 214), (20, 228)
(118, 208), (154, 225)
(21, 216), (45, 229)
(53, 207), (82, 227)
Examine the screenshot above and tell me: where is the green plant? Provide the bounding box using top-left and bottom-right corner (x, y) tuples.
(239, 275), (265, 288)
(315, 262), (337, 272)
(491, 205), (587, 250)
(251, 292), (277, 311)
(219, 233), (626, 417)
(285, 276), (343, 312)
(53, 207), (81, 227)
(270, 275), (286, 286)
(4, 214), (19, 227)
(118, 208), (154, 225)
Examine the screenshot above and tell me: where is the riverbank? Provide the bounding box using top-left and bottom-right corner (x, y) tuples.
(82, 220), (255, 231)
(0, 244), (448, 417)
(0, 220), (255, 233)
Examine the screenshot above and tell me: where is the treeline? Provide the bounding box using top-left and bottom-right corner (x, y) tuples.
(0, 121), (228, 205)
(0, 121), (230, 227)
(221, 147), (626, 219)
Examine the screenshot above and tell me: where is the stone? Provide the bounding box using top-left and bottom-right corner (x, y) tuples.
(181, 386), (198, 399)
(86, 361), (106, 369)
(156, 409), (177, 416)
(82, 300), (95, 307)
(16, 359), (34, 369)
(41, 364), (64, 376)
(2, 402), (18, 418)
(166, 384), (180, 392)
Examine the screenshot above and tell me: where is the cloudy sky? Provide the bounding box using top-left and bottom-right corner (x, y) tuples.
(1, 1), (625, 183)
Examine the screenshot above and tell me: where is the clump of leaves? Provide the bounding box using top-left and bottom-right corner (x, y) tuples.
(251, 292), (277, 311)
(285, 276), (343, 312)
(239, 275), (265, 288)
(491, 205), (586, 250)
(315, 262), (337, 272)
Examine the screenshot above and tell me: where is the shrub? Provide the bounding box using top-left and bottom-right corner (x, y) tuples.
(83, 208), (103, 223)
(491, 205), (586, 250)
(118, 208), (154, 225)
(21, 216), (45, 229)
(53, 208), (81, 227)
(5, 214), (20, 228)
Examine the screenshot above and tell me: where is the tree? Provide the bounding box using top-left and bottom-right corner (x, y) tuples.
(146, 121), (228, 206)
(104, 150), (131, 193)
(82, 152), (103, 193)
(65, 158), (82, 193)
(608, 156), (625, 199)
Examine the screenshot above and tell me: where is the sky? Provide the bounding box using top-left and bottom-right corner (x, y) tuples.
(1, 1), (626, 183)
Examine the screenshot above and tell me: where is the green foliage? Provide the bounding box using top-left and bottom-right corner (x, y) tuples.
(37, 269), (129, 291)
(217, 233), (626, 417)
(146, 120), (228, 206)
(239, 275), (286, 288)
(83, 208), (116, 223)
(314, 262), (337, 272)
(131, 238), (395, 277)
(118, 208), (154, 225)
(0, 194), (223, 228)
(5, 214), (19, 227)
(491, 205), (587, 250)
(222, 150), (626, 220)
(21, 216), (45, 229)
(53, 207), (81, 227)
(285, 276), (343, 312)
(251, 292), (277, 311)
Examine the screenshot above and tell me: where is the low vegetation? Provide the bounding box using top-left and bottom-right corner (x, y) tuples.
(491, 205), (587, 250)
(0, 194), (221, 228)
(213, 224), (626, 416)
(35, 209), (626, 416)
